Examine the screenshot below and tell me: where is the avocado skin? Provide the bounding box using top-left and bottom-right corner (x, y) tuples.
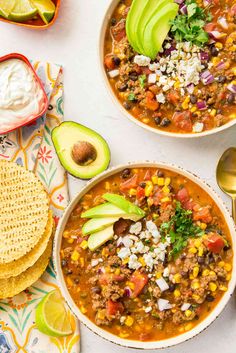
(51, 121), (110, 180)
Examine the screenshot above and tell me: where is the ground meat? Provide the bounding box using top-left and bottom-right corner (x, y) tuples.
(173, 311), (185, 324)
(111, 19), (126, 42)
(103, 283), (124, 301)
(159, 204), (175, 223)
(152, 286), (161, 298)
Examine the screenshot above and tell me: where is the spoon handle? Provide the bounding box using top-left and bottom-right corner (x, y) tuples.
(232, 198), (236, 223)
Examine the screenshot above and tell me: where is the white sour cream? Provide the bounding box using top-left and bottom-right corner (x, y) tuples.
(0, 58), (45, 132)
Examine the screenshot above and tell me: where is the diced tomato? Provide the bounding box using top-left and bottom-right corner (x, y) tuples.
(152, 189), (164, 206)
(204, 22), (217, 32)
(193, 205), (213, 223)
(141, 67), (152, 75)
(172, 111), (193, 132)
(120, 174), (138, 191)
(184, 199), (196, 210)
(130, 271), (148, 298)
(106, 300), (124, 317)
(104, 55), (115, 70)
(204, 233), (225, 254)
(111, 19), (126, 42)
(144, 170), (152, 181)
(99, 273), (125, 285)
(176, 188), (189, 204)
(167, 90), (180, 105)
(145, 91), (159, 111)
(136, 186), (145, 200)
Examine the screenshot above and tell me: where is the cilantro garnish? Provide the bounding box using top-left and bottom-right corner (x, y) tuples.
(139, 74), (146, 88)
(170, 0), (210, 46)
(160, 201), (204, 258)
(128, 92), (136, 101)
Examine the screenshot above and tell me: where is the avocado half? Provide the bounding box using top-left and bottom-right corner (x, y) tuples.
(52, 122), (110, 179)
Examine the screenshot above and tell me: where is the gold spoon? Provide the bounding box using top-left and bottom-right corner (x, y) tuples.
(216, 147), (236, 222)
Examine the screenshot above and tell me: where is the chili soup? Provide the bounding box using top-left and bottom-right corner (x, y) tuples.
(59, 165), (234, 344)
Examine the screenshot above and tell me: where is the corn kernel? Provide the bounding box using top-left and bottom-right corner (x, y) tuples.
(139, 257), (146, 267)
(202, 269), (210, 277)
(71, 250), (79, 262)
(126, 281), (135, 290)
(189, 247), (197, 254)
(212, 57), (220, 66)
(174, 289), (181, 298)
(232, 67), (236, 75)
(224, 263), (232, 272)
(219, 285), (228, 292)
(117, 3), (126, 14)
(215, 42), (223, 49)
(198, 247), (204, 256)
(67, 238), (75, 244)
(145, 182), (154, 197)
(122, 258), (129, 265)
(226, 274), (231, 281)
(129, 188), (137, 196)
(66, 277), (73, 287)
(157, 177), (165, 186)
(80, 257), (85, 267)
(210, 109), (216, 117)
(191, 280), (200, 290)
(80, 240), (88, 249)
(171, 308), (177, 313)
(193, 266), (199, 278)
(105, 181), (110, 190)
(178, 326), (185, 333)
(194, 239), (202, 248)
(209, 282), (217, 292)
(151, 176), (158, 184)
(190, 106), (197, 113)
(63, 230), (70, 238)
(174, 80), (180, 89)
(209, 270), (216, 276)
(142, 118), (150, 124)
(115, 268), (121, 275)
(165, 177), (171, 186)
(97, 310), (105, 320)
(162, 185), (170, 195)
(80, 306), (87, 314)
(125, 316), (134, 327)
(182, 96), (190, 109)
(192, 294), (200, 301)
(173, 273), (182, 283)
(161, 197), (170, 203)
(200, 223), (207, 230)
(119, 332), (129, 338)
(218, 261), (225, 268)
(156, 271), (162, 279)
(185, 323), (193, 331)
(185, 310), (192, 318)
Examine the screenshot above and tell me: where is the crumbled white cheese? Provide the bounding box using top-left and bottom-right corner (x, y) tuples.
(163, 267), (170, 278)
(181, 303), (191, 311)
(148, 73), (157, 84)
(156, 277), (169, 292)
(143, 253), (154, 270)
(128, 254), (142, 270)
(158, 298), (172, 311)
(120, 316), (126, 324)
(91, 259), (99, 267)
(130, 222), (142, 235)
(192, 122), (204, 133)
(122, 236), (134, 248)
(134, 55), (151, 67)
(145, 306), (152, 313)
(117, 247), (131, 259)
(108, 69), (119, 78)
(156, 93), (166, 104)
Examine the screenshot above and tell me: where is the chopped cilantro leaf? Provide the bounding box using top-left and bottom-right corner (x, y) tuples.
(160, 201), (204, 258)
(139, 74), (146, 88)
(128, 93), (136, 101)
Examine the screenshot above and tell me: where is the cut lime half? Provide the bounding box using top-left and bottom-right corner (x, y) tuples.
(9, 0), (37, 22)
(31, 0), (55, 24)
(0, 0), (16, 18)
(35, 290), (73, 337)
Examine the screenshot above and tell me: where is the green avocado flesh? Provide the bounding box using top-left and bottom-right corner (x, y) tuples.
(103, 193), (145, 219)
(126, 0), (178, 58)
(88, 225), (114, 251)
(82, 216), (119, 235)
(143, 3), (178, 59)
(52, 122), (110, 180)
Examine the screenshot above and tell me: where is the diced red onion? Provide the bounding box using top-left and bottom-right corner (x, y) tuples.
(216, 61), (225, 71)
(217, 17), (228, 30)
(227, 84), (236, 94)
(175, 0), (185, 4)
(208, 31), (227, 40)
(203, 0), (211, 7)
(201, 70), (214, 85)
(197, 101), (207, 110)
(163, 45), (176, 56)
(124, 287), (132, 297)
(97, 267), (105, 274)
(201, 70), (211, 79)
(181, 303), (191, 311)
(180, 4), (187, 14)
(186, 83), (194, 94)
(156, 277), (169, 292)
(158, 298), (172, 311)
(200, 51), (209, 61)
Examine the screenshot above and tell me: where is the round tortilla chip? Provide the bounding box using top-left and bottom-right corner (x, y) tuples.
(0, 211), (54, 279)
(0, 160), (49, 264)
(0, 238), (52, 299)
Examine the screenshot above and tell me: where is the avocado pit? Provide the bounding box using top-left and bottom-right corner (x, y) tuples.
(71, 141), (97, 166)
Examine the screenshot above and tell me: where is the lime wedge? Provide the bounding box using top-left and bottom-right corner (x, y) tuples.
(35, 290), (73, 337)
(0, 0), (15, 18)
(9, 0), (37, 22)
(31, 0), (55, 24)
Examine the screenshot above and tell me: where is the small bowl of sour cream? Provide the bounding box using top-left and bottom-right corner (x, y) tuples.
(0, 53), (49, 134)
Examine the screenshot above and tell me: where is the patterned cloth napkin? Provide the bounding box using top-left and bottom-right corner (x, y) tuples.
(0, 61), (80, 353)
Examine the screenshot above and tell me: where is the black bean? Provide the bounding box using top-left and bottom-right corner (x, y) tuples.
(118, 83), (128, 92)
(65, 269), (72, 275)
(160, 118), (171, 127)
(61, 259), (67, 268)
(169, 283), (176, 292)
(180, 253), (186, 260)
(180, 271), (188, 279)
(197, 256), (205, 265)
(217, 109), (223, 114)
(224, 244), (231, 251)
(123, 101), (131, 110)
(218, 75), (226, 84)
(157, 170), (164, 177)
(227, 93), (235, 104)
(121, 168), (131, 179)
(139, 182), (146, 188)
(74, 278), (80, 284)
(154, 117), (161, 125)
(113, 56), (121, 66)
(111, 18), (116, 26)
(206, 294), (215, 302)
(190, 95), (197, 104)
(210, 46), (218, 57)
(91, 286), (102, 294)
(129, 73), (138, 81)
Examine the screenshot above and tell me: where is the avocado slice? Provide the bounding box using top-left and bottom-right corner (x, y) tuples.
(103, 193), (145, 219)
(136, 0), (172, 53)
(82, 216), (119, 236)
(143, 3), (178, 59)
(52, 122), (110, 179)
(126, 0), (149, 53)
(88, 225), (114, 251)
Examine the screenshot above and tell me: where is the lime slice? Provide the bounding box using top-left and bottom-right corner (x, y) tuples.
(0, 0), (15, 18)
(9, 0), (37, 22)
(35, 290), (73, 337)
(31, 0), (55, 24)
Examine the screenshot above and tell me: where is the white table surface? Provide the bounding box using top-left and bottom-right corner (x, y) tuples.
(1, 0), (236, 352)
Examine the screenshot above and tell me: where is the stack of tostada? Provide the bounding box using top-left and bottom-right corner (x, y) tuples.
(0, 160), (54, 299)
